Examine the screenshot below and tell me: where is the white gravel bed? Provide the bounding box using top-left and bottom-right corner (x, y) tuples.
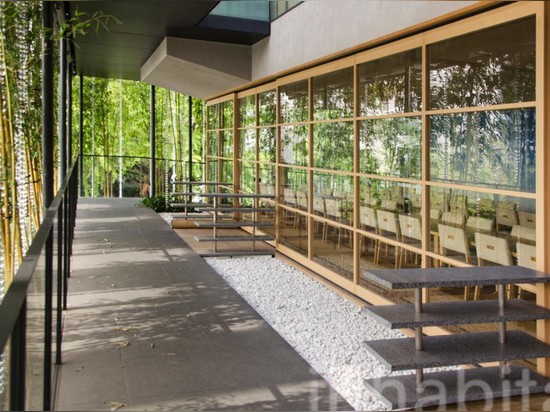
(205, 256), (406, 411)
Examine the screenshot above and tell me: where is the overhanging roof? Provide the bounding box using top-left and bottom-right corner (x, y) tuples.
(69, 1), (270, 81)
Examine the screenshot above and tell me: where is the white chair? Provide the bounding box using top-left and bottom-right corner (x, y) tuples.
(466, 216), (494, 234)
(438, 223), (472, 299)
(438, 224), (471, 264)
(313, 197), (326, 237)
(516, 242), (538, 297)
(294, 191), (308, 229)
(441, 211), (466, 228)
(376, 210), (401, 268)
(398, 215), (422, 268)
(360, 206), (379, 257)
(511, 225), (536, 243)
(518, 211), (536, 228)
(474, 232), (513, 300)
(496, 201), (518, 232)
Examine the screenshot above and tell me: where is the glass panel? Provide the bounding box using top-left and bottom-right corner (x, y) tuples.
(312, 219), (354, 280)
(359, 116), (422, 179)
(313, 172), (353, 224)
(313, 122), (353, 172)
(259, 164), (276, 194)
(210, 1), (270, 21)
(207, 159), (218, 183)
(312, 67), (354, 120)
(220, 131), (234, 158)
(221, 100), (234, 129)
(280, 211), (308, 258)
(430, 188), (536, 273)
(430, 17), (535, 110)
(26, 246), (46, 410)
(239, 95), (256, 128)
(240, 161), (256, 207)
(430, 109), (536, 192)
(207, 104), (219, 129)
(259, 90), (276, 126)
(359, 177), (408, 212)
(281, 125), (308, 166)
(221, 160), (233, 188)
(207, 131), (218, 157)
(359, 48), (422, 116)
(259, 127), (276, 163)
(280, 167), (308, 208)
(239, 129), (256, 161)
(280, 80), (308, 124)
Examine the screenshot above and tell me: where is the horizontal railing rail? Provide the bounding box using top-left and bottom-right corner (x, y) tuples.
(0, 158), (79, 411)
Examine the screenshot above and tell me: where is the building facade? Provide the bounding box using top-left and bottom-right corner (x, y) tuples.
(203, 1), (550, 374)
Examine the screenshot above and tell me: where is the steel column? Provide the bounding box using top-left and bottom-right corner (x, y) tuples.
(9, 301), (26, 411)
(59, 36), (67, 180)
(150, 85), (156, 197)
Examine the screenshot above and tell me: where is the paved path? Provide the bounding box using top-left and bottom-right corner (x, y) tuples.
(55, 198), (351, 411)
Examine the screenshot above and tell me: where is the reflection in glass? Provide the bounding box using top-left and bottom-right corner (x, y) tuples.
(313, 122), (353, 172)
(359, 117), (421, 179)
(220, 131), (234, 158)
(207, 160), (218, 183)
(240, 161), (256, 207)
(259, 127), (276, 163)
(280, 80), (308, 124)
(239, 95), (256, 128)
(429, 187), (536, 271)
(240, 129), (256, 160)
(280, 166), (308, 194)
(240, 161), (256, 193)
(280, 211), (308, 258)
(281, 125), (308, 166)
(221, 160), (233, 189)
(313, 220), (354, 280)
(312, 67), (354, 120)
(259, 164), (276, 188)
(259, 90), (276, 126)
(430, 17), (535, 110)
(359, 48), (422, 116)
(221, 100), (234, 129)
(207, 131), (218, 157)
(208, 104), (219, 129)
(430, 109), (535, 192)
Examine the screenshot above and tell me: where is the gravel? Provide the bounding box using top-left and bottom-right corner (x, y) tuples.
(204, 256), (406, 411)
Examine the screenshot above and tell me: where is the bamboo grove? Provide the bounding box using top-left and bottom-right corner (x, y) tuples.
(0, 2), (205, 301)
(0, 2), (43, 300)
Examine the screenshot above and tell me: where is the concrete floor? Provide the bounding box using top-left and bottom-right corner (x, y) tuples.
(54, 198), (351, 411)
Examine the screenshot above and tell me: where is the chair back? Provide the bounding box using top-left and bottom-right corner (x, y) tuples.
(516, 242), (537, 270)
(441, 211), (466, 227)
(475, 232), (512, 266)
(297, 191), (308, 210)
(518, 211), (536, 228)
(284, 188), (296, 205)
(325, 199), (340, 219)
(313, 197), (325, 215)
(377, 210), (400, 237)
(360, 206), (378, 230)
(380, 199), (398, 211)
(466, 216), (494, 234)
(438, 224), (470, 261)
(511, 225), (536, 243)
(399, 215), (422, 241)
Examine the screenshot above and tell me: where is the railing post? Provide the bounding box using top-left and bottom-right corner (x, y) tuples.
(59, 35), (67, 182)
(42, 1), (55, 410)
(56, 199), (63, 366)
(9, 301), (26, 412)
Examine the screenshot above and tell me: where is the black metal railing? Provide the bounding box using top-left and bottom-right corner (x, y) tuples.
(0, 159), (79, 411)
(80, 154), (204, 198)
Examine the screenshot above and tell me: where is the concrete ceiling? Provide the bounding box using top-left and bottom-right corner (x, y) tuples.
(69, 1), (269, 82)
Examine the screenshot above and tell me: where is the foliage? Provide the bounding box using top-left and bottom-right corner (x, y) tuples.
(138, 195), (174, 213)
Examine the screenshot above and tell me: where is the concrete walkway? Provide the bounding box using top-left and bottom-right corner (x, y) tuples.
(54, 198), (351, 411)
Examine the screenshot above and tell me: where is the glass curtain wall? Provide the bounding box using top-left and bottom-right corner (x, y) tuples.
(204, 3), (542, 302)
